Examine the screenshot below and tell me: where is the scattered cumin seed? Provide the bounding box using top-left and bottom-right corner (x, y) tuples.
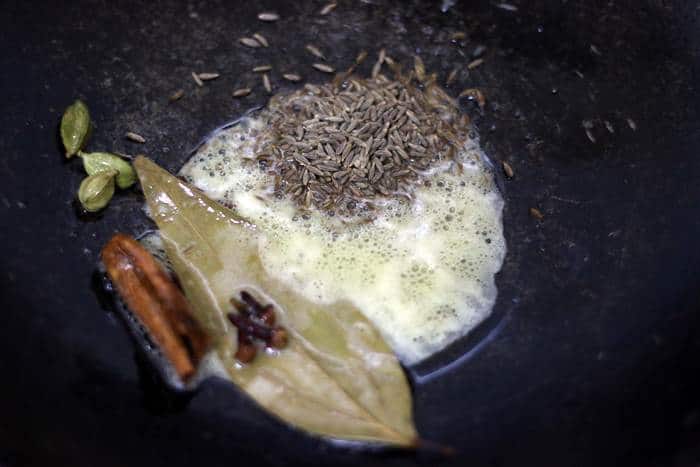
(467, 58), (484, 70)
(312, 63), (335, 73)
(355, 50), (368, 64)
(319, 2), (337, 15)
(585, 128), (596, 143)
(414, 55), (425, 81)
(529, 207), (544, 220)
(240, 37), (261, 48)
(495, 3), (518, 11)
(305, 44), (325, 60)
(192, 71), (203, 87)
(198, 72), (220, 81)
(253, 65), (272, 73)
(451, 31), (466, 41)
(125, 131), (146, 143)
(371, 49), (385, 79)
(582, 120), (596, 142)
(446, 68), (458, 85)
(169, 89), (184, 101)
(253, 33), (269, 48)
(233, 88), (252, 97)
(283, 73), (302, 82)
(626, 118), (637, 131)
(262, 73), (272, 93)
(257, 12), (279, 21)
(502, 161), (514, 178)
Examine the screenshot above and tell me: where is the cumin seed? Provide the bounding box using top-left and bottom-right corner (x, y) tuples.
(240, 37), (261, 48)
(233, 88), (252, 97)
(312, 63), (335, 73)
(262, 73), (272, 93)
(252, 33), (269, 48)
(198, 72), (220, 81)
(502, 161), (514, 178)
(530, 207), (544, 220)
(319, 2), (337, 15)
(257, 12), (280, 21)
(305, 44), (325, 60)
(125, 131), (146, 143)
(283, 73), (302, 82)
(192, 71), (203, 87)
(467, 58), (484, 70)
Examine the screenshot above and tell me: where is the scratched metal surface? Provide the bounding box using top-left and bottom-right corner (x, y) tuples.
(0, 0), (699, 466)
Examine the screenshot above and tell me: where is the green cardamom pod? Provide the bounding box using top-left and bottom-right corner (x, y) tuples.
(78, 170), (117, 212)
(60, 100), (91, 158)
(79, 151), (136, 189)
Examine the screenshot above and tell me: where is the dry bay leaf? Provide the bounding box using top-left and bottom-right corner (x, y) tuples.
(134, 156), (417, 446)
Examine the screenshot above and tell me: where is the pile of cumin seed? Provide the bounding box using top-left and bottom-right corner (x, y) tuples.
(252, 55), (472, 217)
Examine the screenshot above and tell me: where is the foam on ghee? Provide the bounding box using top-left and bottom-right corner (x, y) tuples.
(180, 116), (505, 364)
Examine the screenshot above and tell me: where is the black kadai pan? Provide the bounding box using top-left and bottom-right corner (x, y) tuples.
(0, 0), (699, 466)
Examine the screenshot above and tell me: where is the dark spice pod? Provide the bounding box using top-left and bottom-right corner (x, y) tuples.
(227, 290), (289, 362)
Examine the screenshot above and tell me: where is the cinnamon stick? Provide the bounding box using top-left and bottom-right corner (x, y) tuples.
(101, 233), (210, 381)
